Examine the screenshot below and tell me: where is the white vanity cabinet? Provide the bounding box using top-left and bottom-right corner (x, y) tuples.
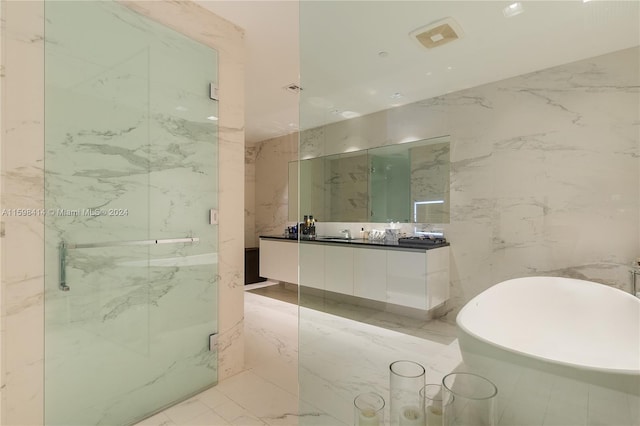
(260, 236), (450, 311)
(387, 250), (427, 309)
(353, 248), (387, 302)
(299, 243), (324, 289)
(259, 238), (298, 284)
(324, 245), (354, 295)
(426, 247), (450, 309)
(311, 243), (449, 311)
(385, 246), (450, 310)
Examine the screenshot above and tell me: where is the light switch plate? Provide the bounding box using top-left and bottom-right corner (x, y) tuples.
(209, 209), (218, 225)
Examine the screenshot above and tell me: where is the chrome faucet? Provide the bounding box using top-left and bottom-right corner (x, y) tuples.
(340, 229), (351, 239)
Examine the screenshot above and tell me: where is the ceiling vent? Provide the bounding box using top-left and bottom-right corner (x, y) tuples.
(283, 83), (303, 93)
(410, 17), (464, 49)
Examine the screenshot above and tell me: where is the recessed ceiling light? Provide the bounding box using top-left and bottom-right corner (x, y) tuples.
(390, 92), (403, 99)
(378, 51), (389, 58)
(207, 115), (218, 121)
(503, 2), (524, 17)
(447, 66), (454, 71)
(426, 71), (433, 76)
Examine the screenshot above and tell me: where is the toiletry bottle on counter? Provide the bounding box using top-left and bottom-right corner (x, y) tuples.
(309, 215), (316, 239)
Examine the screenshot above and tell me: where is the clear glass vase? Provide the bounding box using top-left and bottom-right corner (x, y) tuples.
(442, 372), (498, 426)
(390, 360), (426, 426)
(420, 384), (444, 426)
(354, 392), (385, 426)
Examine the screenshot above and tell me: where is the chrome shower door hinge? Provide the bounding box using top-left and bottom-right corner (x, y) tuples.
(209, 333), (218, 352)
(209, 83), (219, 101)
(209, 209), (218, 225)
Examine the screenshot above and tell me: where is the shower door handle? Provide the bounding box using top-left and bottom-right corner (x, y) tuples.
(58, 236), (199, 291)
(59, 241), (69, 291)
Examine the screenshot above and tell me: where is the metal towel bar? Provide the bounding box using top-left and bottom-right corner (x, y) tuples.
(59, 237), (199, 291)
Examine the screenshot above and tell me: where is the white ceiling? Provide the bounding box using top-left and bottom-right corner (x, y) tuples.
(200, 1), (639, 144)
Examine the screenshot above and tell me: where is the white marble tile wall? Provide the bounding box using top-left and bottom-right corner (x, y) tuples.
(0, 1), (245, 424)
(0, 2), (45, 424)
(251, 132), (298, 246)
(300, 47), (640, 319)
(245, 144), (259, 248)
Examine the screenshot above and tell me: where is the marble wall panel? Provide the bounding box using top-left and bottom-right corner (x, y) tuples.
(0, 1), (45, 424)
(253, 132), (298, 245)
(245, 144), (258, 248)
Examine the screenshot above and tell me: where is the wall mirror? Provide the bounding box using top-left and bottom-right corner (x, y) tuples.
(289, 135), (450, 223)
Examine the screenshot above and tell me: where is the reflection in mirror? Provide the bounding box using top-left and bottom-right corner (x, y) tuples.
(324, 152), (368, 222)
(287, 161), (298, 222)
(293, 135), (450, 223)
(368, 145), (411, 222)
(409, 138), (450, 223)
(299, 157), (325, 221)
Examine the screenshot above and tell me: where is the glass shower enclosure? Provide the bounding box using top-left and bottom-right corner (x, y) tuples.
(44, 2), (219, 424)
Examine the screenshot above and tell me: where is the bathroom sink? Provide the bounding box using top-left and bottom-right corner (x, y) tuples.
(318, 236), (355, 241)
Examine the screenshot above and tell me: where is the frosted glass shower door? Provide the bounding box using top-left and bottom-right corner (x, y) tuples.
(44, 2), (219, 425)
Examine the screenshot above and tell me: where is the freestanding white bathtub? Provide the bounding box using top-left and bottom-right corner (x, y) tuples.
(457, 276), (640, 424)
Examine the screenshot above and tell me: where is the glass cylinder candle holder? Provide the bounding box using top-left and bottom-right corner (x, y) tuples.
(390, 360), (426, 426)
(442, 372), (498, 426)
(354, 392), (385, 426)
(420, 384), (444, 426)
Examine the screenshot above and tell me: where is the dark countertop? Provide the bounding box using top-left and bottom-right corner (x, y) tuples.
(259, 235), (449, 252)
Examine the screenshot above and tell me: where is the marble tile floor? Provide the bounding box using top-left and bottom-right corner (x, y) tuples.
(245, 281), (299, 305)
(246, 281), (458, 346)
(137, 284), (638, 426)
(137, 285), (460, 426)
